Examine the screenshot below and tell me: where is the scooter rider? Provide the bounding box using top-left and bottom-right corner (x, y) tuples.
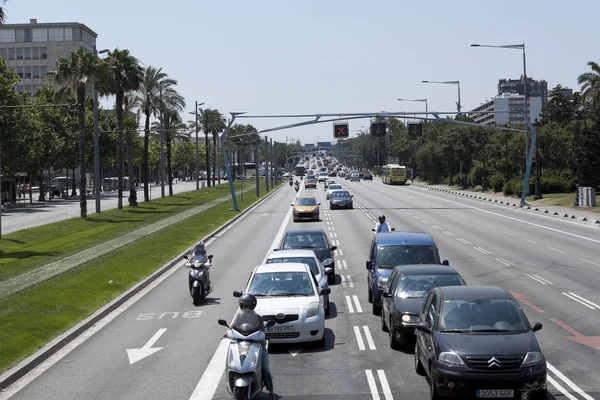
(374, 215), (392, 233)
(188, 240), (210, 292)
(230, 294), (274, 399)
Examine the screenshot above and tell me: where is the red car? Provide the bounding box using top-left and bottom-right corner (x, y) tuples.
(305, 178), (317, 188)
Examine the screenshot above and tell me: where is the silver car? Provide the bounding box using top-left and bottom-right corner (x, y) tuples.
(264, 249), (332, 316)
(350, 173), (360, 182)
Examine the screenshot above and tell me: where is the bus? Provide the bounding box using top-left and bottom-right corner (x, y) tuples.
(381, 164), (408, 185)
(232, 163), (257, 179)
(295, 164), (306, 176)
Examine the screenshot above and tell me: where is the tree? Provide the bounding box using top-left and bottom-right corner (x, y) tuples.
(102, 49), (144, 207)
(52, 47), (104, 218)
(151, 111), (188, 195)
(578, 61), (600, 110)
(129, 66), (184, 202)
(0, 0), (8, 25)
(193, 108), (226, 187)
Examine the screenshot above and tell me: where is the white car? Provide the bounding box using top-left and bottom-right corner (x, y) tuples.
(242, 263), (329, 345)
(265, 249), (332, 316)
(318, 172), (328, 182)
(326, 184), (343, 199)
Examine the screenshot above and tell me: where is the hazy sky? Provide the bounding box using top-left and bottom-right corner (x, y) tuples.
(5, 0), (598, 144)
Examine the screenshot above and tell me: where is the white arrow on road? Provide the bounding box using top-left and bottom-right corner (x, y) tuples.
(287, 347), (304, 357)
(126, 328), (167, 365)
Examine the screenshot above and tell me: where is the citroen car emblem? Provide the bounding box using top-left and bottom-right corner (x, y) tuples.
(488, 357), (501, 368)
(276, 313), (285, 319)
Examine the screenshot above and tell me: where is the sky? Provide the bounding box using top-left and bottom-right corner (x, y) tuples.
(5, 0), (599, 145)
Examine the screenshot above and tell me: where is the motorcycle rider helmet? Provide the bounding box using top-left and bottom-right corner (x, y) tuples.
(378, 215), (386, 224)
(238, 293), (258, 310)
(194, 240), (206, 255)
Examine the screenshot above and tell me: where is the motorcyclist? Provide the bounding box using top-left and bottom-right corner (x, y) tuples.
(188, 240), (211, 293)
(374, 215), (392, 233)
(230, 294), (274, 399)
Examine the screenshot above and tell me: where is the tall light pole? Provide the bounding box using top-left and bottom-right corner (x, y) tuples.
(188, 101), (205, 190)
(93, 47), (110, 214)
(397, 98), (428, 125)
(159, 86), (165, 198)
(422, 80), (461, 114)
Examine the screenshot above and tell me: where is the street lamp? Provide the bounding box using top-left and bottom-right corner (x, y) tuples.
(422, 81), (461, 114)
(397, 98), (428, 122)
(93, 46), (110, 214)
(188, 101), (205, 190)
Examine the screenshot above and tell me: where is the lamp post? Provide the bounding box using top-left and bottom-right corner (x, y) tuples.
(188, 101), (205, 190)
(93, 47), (110, 214)
(422, 81), (461, 114)
(159, 86), (165, 198)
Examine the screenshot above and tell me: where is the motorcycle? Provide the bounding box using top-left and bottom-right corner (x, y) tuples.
(183, 254), (213, 305)
(289, 180), (293, 187)
(217, 316), (276, 400)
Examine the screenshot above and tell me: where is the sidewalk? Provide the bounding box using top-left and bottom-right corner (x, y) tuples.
(0, 184), (256, 300)
(410, 181), (600, 226)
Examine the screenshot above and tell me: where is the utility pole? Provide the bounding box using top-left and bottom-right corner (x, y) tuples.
(265, 136), (269, 191)
(254, 145), (260, 196)
(195, 100), (200, 190)
(93, 45), (101, 214)
(270, 138), (274, 187)
(274, 141), (278, 185)
(159, 86), (165, 198)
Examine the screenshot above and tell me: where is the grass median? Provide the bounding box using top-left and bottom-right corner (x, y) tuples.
(0, 180), (284, 373)
(527, 192), (600, 213)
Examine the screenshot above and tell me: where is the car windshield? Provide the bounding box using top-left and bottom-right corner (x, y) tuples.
(395, 274), (463, 298)
(331, 191), (350, 198)
(266, 257), (320, 276)
(377, 245), (435, 268)
(296, 197), (317, 206)
(439, 299), (528, 333)
(306, 178), (316, 183)
(329, 185), (342, 190)
(248, 271), (315, 296)
(283, 232), (327, 249)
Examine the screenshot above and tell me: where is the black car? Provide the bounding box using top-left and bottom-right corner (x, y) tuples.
(278, 229), (337, 284)
(381, 265), (465, 349)
(329, 190), (353, 209)
(415, 286), (547, 400)
(363, 173), (373, 180)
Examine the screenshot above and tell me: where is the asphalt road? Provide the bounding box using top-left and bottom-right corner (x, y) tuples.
(1, 180), (226, 235)
(2, 178), (598, 399)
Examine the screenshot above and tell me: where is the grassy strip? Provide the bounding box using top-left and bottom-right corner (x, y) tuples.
(0, 184), (236, 282)
(0, 181), (283, 373)
(526, 192), (600, 213)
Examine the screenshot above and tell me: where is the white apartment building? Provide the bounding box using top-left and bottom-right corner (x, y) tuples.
(469, 93), (543, 126)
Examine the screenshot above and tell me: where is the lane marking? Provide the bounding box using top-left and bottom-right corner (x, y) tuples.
(331, 226), (335, 231)
(442, 231), (455, 236)
(547, 362), (595, 400)
(562, 292), (596, 310)
(346, 275), (354, 287)
(548, 246), (567, 255)
(473, 246), (492, 255)
(345, 295), (355, 313)
(363, 326), (376, 350)
(565, 292), (600, 309)
(342, 260), (348, 270)
(472, 220), (481, 224)
(338, 248), (344, 256)
(332, 232), (337, 238)
(579, 258), (600, 267)
(495, 258), (512, 267)
(523, 273), (553, 285)
(336, 260), (342, 270)
(431, 225), (441, 230)
(502, 230), (514, 236)
(341, 275), (347, 288)
(485, 225), (497, 230)
(547, 376), (578, 400)
(352, 295), (363, 313)
(365, 370), (380, 400)
(353, 326), (366, 350)
(456, 238), (471, 245)
(377, 370), (393, 400)
(523, 238), (538, 244)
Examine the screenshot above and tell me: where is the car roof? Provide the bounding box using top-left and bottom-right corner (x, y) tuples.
(438, 285), (511, 300)
(392, 264), (460, 275)
(267, 249), (319, 259)
(376, 231), (435, 246)
(296, 194), (317, 199)
(285, 228), (326, 236)
(254, 262), (311, 274)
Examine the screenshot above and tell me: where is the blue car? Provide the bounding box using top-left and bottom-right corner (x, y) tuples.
(366, 232), (448, 315)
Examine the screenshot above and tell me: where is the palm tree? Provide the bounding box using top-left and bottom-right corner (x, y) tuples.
(577, 61), (600, 110)
(103, 48), (144, 208)
(52, 47), (104, 218)
(129, 66), (184, 201)
(0, 0), (9, 24)
(199, 109), (226, 186)
(152, 111), (188, 195)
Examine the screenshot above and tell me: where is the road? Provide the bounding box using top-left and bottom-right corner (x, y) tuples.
(2, 178), (598, 399)
(1, 180), (227, 235)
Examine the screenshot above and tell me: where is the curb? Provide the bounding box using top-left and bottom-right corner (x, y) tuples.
(410, 183), (600, 226)
(0, 182), (285, 390)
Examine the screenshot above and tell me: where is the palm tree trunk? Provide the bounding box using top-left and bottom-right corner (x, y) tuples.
(77, 86), (87, 218)
(116, 90), (125, 209)
(167, 135), (173, 196)
(212, 133), (217, 186)
(205, 133), (211, 187)
(127, 131), (138, 206)
(143, 109), (151, 202)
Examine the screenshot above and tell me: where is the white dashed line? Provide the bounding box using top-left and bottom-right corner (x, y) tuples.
(495, 257), (516, 267)
(485, 225), (496, 230)
(472, 220), (481, 224)
(548, 246), (566, 255)
(345, 295), (355, 313)
(502, 231), (514, 236)
(341, 275), (347, 288)
(346, 275), (354, 287)
(442, 231), (455, 236)
(431, 225), (441, 230)
(473, 247), (492, 255)
(562, 292), (600, 310)
(524, 273), (553, 285)
(579, 258), (600, 267)
(342, 260), (348, 270)
(456, 238), (471, 245)
(523, 238), (538, 244)
(352, 295), (362, 313)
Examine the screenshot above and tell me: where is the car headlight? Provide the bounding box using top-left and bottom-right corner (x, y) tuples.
(521, 351), (543, 367)
(401, 314), (419, 323)
(377, 277), (388, 289)
(307, 301), (320, 318)
(438, 351), (466, 367)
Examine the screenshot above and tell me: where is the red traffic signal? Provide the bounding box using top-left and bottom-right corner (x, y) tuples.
(333, 123), (349, 138)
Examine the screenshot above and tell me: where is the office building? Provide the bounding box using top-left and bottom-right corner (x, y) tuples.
(0, 19), (97, 96)
(469, 93), (543, 126)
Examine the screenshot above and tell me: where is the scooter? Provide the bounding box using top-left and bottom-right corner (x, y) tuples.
(183, 254), (213, 305)
(289, 180), (293, 187)
(294, 185), (299, 192)
(218, 317), (277, 400)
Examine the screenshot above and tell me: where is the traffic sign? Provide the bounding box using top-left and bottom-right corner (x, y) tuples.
(407, 121), (423, 139)
(333, 123), (349, 138)
(370, 122), (386, 137)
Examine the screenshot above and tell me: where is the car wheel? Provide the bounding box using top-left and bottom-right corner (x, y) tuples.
(327, 273), (334, 285)
(350, 204), (354, 209)
(381, 310), (389, 332)
(368, 287), (373, 303)
(324, 296), (330, 317)
(389, 324), (400, 350)
(429, 367), (441, 400)
(414, 342), (426, 376)
(372, 302), (381, 316)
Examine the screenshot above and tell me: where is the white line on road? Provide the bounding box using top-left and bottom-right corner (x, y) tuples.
(473, 247), (492, 255)
(377, 370), (393, 400)
(485, 225), (497, 230)
(502, 230), (514, 236)
(363, 326), (376, 350)
(365, 370), (380, 400)
(456, 238), (471, 245)
(523, 238), (538, 244)
(442, 231), (455, 236)
(188, 339), (231, 399)
(346, 275), (354, 287)
(472, 220), (481, 224)
(422, 220), (430, 224)
(341, 275), (347, 288)
(547, 376), (578, 400)
(333, 232), (337, 237)
(342, 260), (348, 270)
(352, 295), (363, 313)
(331, 226), (335, 231)
(548, 246), (566, 254)
(495, 258), (512, 267)
(561, 292), (597, 310)
(431, 224), (441, 230)
(354, 326), (366, 350)
(547, 362), (595, 400)
(524, 273), (553, 285)
(565, 292), (600, 309)
(345, 295), (355, 313)
(338, 248), (344, 256)
(579, 258), (600, 267)
(328, 226), (332, 231)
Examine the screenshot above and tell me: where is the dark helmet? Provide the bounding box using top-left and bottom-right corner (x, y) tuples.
(378, 215), (386, 224)
(238, 293), (257, 310)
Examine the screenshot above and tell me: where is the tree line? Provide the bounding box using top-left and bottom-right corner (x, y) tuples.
(342, 61), (600, 196)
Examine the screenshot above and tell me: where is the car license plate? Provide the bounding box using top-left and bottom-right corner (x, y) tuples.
(266, 325), (295, 333)
(476, 389), (514, 398)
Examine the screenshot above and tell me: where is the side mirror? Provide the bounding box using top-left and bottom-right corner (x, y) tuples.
(351, 195), (354, 197)
(217, 319), (228, 327)
(290, 203), (294, 206)
(320, 287), (331, 295)
(391, 228), (396, 231)
(442, 260), (449, 266)
(325, 267), (333, 275)
(183, 255), (189, 260)
(371, 228), (376, 232)
(415, 322), (430, 333)
(318, 202), (321, 205)
(366, 260), (373, 270)
(272, 248), (279, 251)
(233, 290), (243, 298)
(532, 322), (543, 332)
(330, 246), (337, 251)
(266, 320), (277, 328)
(323, 258), (334, 267)
(208, 255), (214, 259)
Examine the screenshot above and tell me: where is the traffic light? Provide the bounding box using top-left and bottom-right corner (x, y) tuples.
(333, 123), (349, 138)
(407, 121), (423, 139)
(370, 122), (387, 137)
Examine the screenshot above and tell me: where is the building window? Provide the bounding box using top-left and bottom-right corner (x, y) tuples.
(24, 66), (31, 79)
(32, 46), (40, 60)
(0, 48), (6, 59)
(40, 65), (47, 77)
(41, 47), (47, 60)
(16, 48), (23, 60)
(49, 27), (64, 42)
(24, 28), (32, 43)
(16, 66), (23, 79)
(32, 65), (40, 79)
(33, 28), (48, 42)
(8, 47), (15, 60)
(24, 47), (31, 60)
(0, 28), (15, 43)
(15, 29), (24, 42)
(16, 84), (23, 93)
(72, 27), (82, 41)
